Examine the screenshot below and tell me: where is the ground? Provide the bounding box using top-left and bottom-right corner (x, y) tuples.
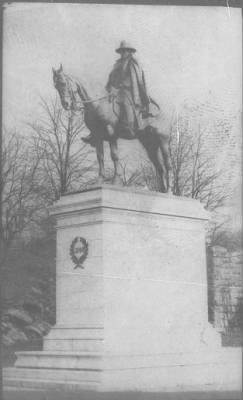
(3, 389), (242, 400)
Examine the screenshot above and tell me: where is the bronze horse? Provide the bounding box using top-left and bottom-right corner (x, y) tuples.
(52, 64), (172, 193)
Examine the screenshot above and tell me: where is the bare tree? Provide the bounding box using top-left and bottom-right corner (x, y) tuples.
(28, 96), (95, 201)
(1, 128), (56, 361)
(1, 130), (43, 256)
(169, 113), (227, 211)
(115, 110), (227, 212)
(115, 158), (160, 192)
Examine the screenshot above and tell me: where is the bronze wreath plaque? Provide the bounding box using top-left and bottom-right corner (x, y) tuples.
(70, 237), (88, 269)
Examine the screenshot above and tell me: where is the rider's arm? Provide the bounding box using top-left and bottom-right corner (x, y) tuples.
(105, 72), (113, 93)
(105, 60), (122, 92)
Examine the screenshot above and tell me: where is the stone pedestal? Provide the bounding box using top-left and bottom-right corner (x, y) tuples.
(4, 185), (241, 392)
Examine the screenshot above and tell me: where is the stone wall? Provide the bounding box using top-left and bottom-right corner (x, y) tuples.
(180, 94), (242, 343)
(182, 92), (242, 202)
(208, 245), (242, 333)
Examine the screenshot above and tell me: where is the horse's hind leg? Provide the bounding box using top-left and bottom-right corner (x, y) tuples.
(157, 134), (173, 194)
(109, 138), (123, 186)
(138, 128), (167, 192)
(156, 147), (168, 193)
(96, 138), (105, 184)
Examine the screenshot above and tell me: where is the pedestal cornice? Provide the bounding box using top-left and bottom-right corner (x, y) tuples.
(50, 184), (208, 221)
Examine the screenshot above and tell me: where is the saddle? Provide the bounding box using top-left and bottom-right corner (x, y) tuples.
(112, 91), (158, 133)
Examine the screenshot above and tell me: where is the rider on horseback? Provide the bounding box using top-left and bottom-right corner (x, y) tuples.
(83, 40), (154, 145)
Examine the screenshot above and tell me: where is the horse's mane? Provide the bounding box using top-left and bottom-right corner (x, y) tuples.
(62, 70), (107, 101)
(63, 72), (81, 88)
(63, 72), (89, 100)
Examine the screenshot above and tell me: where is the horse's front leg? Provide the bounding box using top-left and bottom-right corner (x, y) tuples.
(96, 138), (105, 184)
(109, 138), (123, 186)
(158, 136), (173, 194)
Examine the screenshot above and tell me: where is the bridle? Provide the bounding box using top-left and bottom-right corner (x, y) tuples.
(56, 73), (112, 113)
(55, 72), (160, 120)
(57, 74), (84, 111)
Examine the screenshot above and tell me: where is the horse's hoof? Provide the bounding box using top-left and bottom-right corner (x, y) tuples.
(82, 136), (96, 147)
(97, 176), (105, 185)
(112, 176), (123, 186)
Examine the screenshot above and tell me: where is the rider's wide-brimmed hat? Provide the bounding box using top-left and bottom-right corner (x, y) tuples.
(116, 40), (136, 53)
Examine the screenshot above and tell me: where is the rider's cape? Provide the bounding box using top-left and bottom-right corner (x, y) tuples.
(106, 56), (150, 112)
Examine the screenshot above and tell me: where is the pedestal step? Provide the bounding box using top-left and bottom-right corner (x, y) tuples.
(15, 351), (103, 370)
(101, 349), (242, 392)
(4, 376), (98, 391)
(3, 367), (100, 382)
(44, 326), (104, 352)
(46, 326), (104, 340)
(44, 338), (104, 352)
(3, 348), (241, 392)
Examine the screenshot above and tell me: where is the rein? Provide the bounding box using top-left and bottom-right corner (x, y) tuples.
(74, 94), (113, 112)
(82, 95), (112, 105)
(64, 74), (111, 111)
(62, 74), (160, 118)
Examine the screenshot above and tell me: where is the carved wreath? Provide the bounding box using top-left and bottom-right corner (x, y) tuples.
(70, 237), (88, 269)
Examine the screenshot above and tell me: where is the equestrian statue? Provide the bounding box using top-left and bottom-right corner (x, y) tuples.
(52, 41), (172, 193)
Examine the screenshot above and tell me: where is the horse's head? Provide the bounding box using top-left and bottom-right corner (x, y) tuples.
(52, 64), (73, 110)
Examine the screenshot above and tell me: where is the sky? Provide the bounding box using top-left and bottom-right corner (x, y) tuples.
(2, 3), (242, 227)
(2, 3), (242, 130)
